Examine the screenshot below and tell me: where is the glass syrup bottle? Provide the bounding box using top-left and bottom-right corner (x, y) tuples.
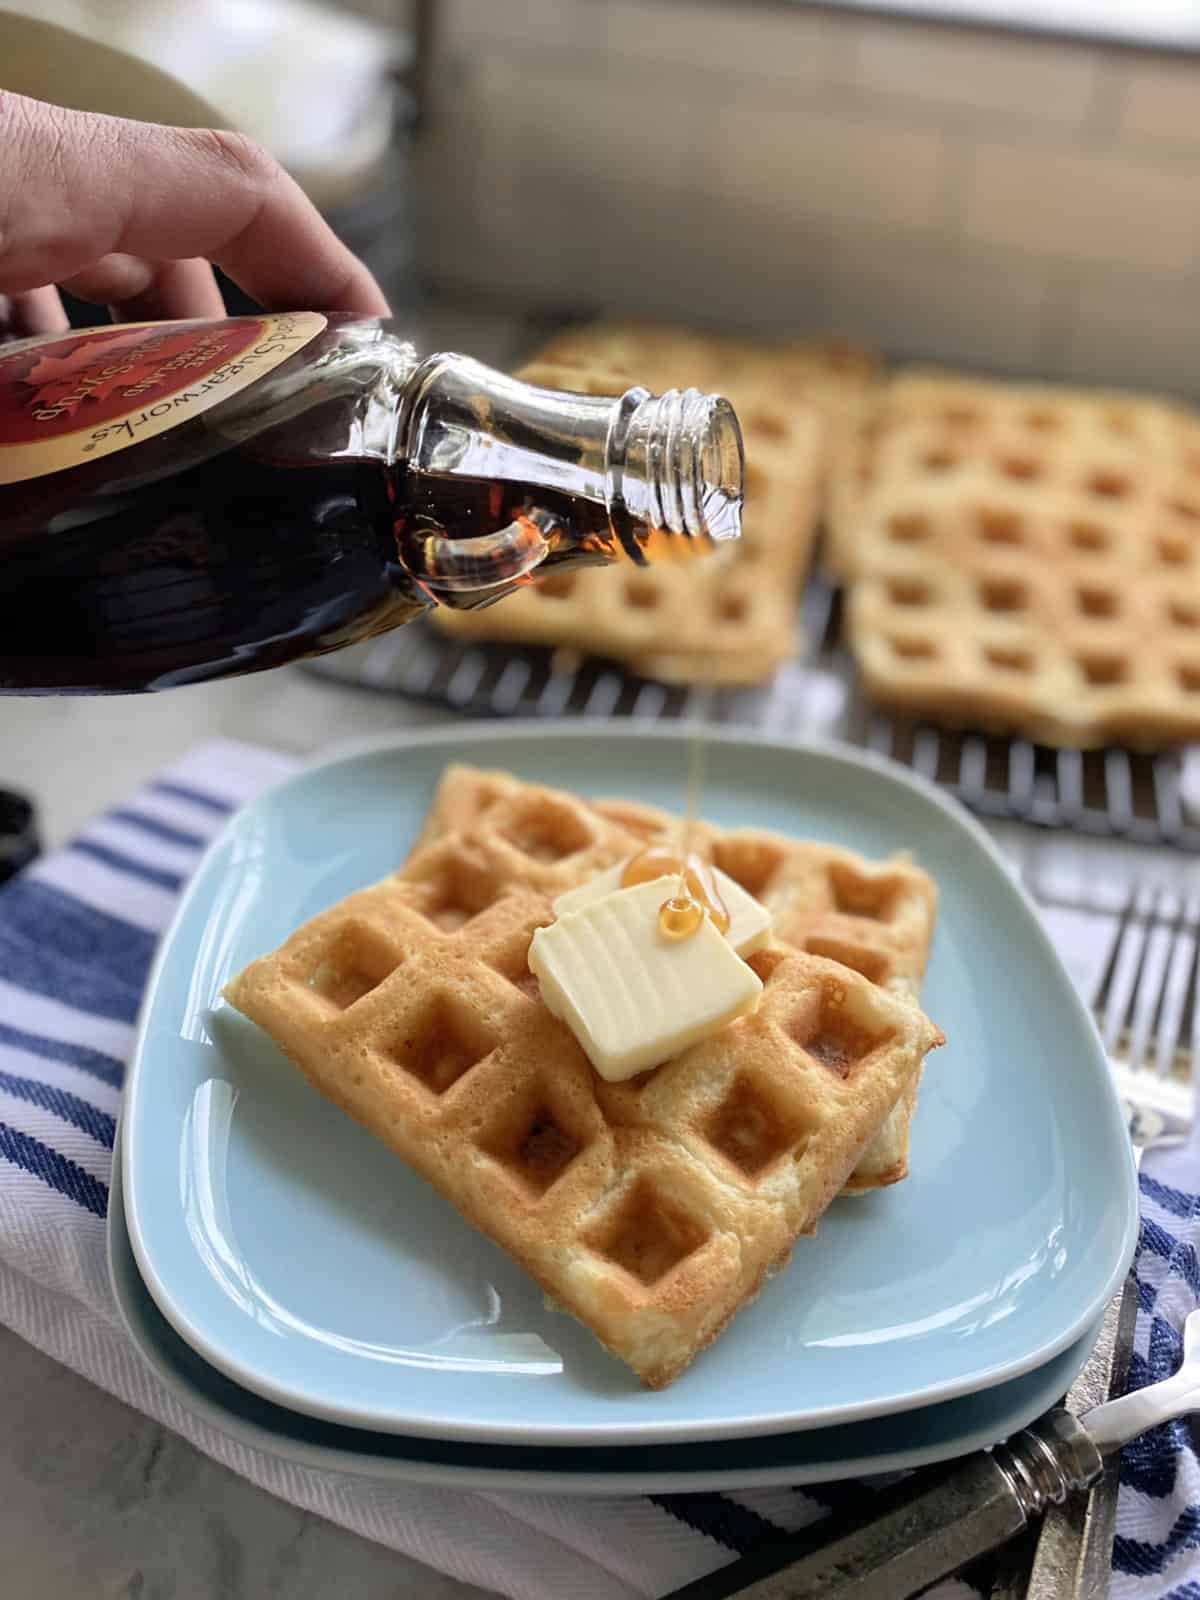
(0, 312), (743, 693)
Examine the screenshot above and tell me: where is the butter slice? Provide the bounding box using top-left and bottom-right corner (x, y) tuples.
(528, 877), (763, 1082)
(553, 861), (772, 957)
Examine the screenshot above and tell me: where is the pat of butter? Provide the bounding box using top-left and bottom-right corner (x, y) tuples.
(528, 877), (763, 1082)
(553, 860), (772, 956)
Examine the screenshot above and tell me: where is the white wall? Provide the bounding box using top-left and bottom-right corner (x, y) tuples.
(414, 0), (1200, 396)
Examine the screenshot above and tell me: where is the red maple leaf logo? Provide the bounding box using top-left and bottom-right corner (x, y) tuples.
(21, 327), (211, 414)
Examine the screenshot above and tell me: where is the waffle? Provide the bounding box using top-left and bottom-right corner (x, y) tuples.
(416, 765), (939, 1191)
(224, 770), (942, 1388)
(434, 322), (877, 686)
(831, 369), (1200, 748)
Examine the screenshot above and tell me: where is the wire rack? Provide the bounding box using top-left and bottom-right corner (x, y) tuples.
(306, 579), (1200, 851)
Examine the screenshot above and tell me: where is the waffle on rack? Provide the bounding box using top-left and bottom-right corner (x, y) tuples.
(224, 767), (942, 1387)
(830, 369), (1200, 748)
(433, 321), (877, 686)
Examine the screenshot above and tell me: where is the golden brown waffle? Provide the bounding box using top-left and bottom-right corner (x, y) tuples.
(433, 321), (877, 686)
(417, 765), (938, 1191)
(831, 370), (1200, 748)
(224, 771), (942, 1388)
(534, 320), (878, 442)
(828, 369), (1188, 576)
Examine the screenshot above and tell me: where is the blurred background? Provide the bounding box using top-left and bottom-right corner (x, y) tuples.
(412, 0), (1200, 395)
(5, 0), (1200, 389)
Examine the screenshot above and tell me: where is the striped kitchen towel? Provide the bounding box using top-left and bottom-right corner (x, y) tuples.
(0, 736), (1195, 1600)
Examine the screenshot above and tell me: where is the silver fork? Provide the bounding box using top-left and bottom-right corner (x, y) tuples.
(1008, 873), (1198, 1600)
(886, 859), (1196, 1600)
(1090, 882), (1199, 1145)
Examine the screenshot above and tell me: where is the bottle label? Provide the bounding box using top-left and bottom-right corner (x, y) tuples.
(0, 311), (327, 485)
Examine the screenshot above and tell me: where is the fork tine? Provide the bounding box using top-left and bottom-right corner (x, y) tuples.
(1100, 886), (1152, 1058)
(1093, 886), (1135, 1030)
(1187, 897), (1200, 1082)
(1127, 890), (1175, 1073)
(1154, 895), (1195, 1079)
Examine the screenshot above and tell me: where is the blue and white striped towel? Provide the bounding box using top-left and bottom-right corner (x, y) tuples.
(0, 736), (1196, 1600)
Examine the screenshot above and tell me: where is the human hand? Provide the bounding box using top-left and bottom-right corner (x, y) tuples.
(0, 91), (389, 338)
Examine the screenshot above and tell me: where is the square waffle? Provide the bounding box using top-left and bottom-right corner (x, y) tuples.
(831, 369), (1200, 748)
(224, 767), (942, 1388)
(433, 321), (877, 686)
(416, 765), (939, 1191)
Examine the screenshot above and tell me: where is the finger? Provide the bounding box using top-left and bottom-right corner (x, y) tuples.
(59, 252), (157, 306)
(0, 285), (69, 340)
(112, 257), (227, 322)
(0, 93), (389, 315)
(60, 253), (227, 321)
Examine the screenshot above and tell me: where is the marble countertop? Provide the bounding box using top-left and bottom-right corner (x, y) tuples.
(1, 673), (502, 1600)
(0, 1321), (495, 1600)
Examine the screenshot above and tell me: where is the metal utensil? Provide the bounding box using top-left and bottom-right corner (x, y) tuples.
(1022, 1002), (1192, 1600)
(660, 1309), (1200, 1600)
(1091, 882), (1200, 1143)
(1018, 1268), (1138, 1600)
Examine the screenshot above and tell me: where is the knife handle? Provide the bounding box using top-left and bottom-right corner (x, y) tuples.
(665, 1411), (1103, 1600)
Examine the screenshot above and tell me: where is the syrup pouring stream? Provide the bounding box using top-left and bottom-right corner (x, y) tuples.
(620, 697), (727, 941)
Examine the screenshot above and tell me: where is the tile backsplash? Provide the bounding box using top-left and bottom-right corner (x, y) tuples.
(414, 0), (1200, 396)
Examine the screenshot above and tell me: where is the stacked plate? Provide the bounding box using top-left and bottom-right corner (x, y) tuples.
(111, 725), (1137, 1495)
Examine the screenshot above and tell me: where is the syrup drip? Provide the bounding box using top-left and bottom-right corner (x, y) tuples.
(659, 893), (705, 941)
(620, 846), (728, 940)
(620, 705), (718, 942)
(670, 722), (708, 939)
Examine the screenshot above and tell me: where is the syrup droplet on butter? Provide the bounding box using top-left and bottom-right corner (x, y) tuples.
(620, 845), (730, 940)
(658, 894), (705, 940)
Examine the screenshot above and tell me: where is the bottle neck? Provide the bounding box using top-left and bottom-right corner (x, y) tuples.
(398, 354), (743, 597)
(614, 385), (744, 554)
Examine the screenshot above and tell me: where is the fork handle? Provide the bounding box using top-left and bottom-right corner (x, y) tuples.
(663, 1411), (1102, 1600)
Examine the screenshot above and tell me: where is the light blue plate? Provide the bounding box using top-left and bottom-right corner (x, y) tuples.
(108, 1128), (1099, 1493)
(123, 724), (1137, 1447)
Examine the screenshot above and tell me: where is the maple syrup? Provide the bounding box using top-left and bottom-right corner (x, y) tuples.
(657, 892), (706, 942)
(621, 844), (729, 935)
(621, 732), (726, 942)
(0, 314), (743, 692)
